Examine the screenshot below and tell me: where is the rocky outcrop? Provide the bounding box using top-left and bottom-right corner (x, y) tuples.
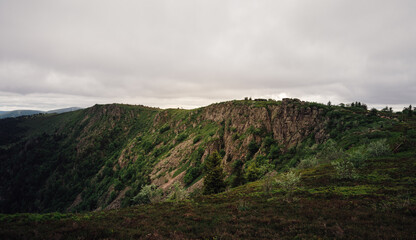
(201, 99), (326, 148)
(150, 99), (328, 190)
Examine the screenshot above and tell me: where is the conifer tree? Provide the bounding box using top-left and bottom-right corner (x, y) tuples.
(203, 152), (226, 195)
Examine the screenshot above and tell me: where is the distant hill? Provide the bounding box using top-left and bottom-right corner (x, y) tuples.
(0, 110), (44, 119)
(46, 107), (82, 114)
(0, 107), (81, 119)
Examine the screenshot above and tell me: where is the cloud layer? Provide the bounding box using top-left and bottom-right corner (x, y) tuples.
(0, 0), (415, 111)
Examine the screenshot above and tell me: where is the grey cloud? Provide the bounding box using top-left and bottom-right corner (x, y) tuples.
(0, 0), (415, 111)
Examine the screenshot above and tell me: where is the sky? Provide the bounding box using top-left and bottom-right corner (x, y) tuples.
(0, 0), (415, 111)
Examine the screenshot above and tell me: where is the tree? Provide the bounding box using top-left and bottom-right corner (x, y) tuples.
(369, 108), (378, 116)
(231, 159), (245, 187)
(203, 152), (226, 195)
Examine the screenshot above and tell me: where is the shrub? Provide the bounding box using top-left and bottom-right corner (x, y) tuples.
(183, 166), (203, 186)
(219, 149), (226, 158)
(243, 155), (273, 182)
(176, 133), (188, 143)
(297, 156), (319, 169)
(275, 170), (301, 201)
(159, 125), (170, 134)
(347, 148), (367, 168)
(276, 170), (301, 192)
(318, 139), (344, 162)
(232, 133), (239, 141)
(245, 161), (262, 182)
(367, 139), (391, 157)
(231, 159), (245, 187)
(114, 179), (124, 191)
(247, 140), (259, 159)
(331, 158), (357, 180)
(168, 182), (189, 202)
(141, 140), (154, 154)
(267, 145), (280, 160)
(108, 191), (117, 203)
(263, 173), (277, 196)
(190, 146), (205, 162)
(263, 136), (275, 151)
(193, 135), (201, 144)
(132, 184), (164, 204)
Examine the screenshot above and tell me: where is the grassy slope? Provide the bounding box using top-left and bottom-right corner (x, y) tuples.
(1, 148), (415, 239)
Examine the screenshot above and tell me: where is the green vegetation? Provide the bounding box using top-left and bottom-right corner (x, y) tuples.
(203, 152), (226, 195)
(1, 141), (415, 239)
(0, 98), (415, 239)
(275, 169), (301, 201)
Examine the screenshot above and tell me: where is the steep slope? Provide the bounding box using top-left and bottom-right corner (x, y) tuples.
(0, 99), (405, 213)
(0, 104), (159, 213)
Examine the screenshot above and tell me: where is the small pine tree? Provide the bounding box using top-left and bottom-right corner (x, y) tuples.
(203, 152), (226, 195)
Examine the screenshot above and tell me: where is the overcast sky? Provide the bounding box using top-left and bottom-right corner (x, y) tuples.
(0, 0), (415, 111)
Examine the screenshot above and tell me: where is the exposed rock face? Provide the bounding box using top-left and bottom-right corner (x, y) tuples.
(150, 99), (328, 190)
(202, 99), (327, 149)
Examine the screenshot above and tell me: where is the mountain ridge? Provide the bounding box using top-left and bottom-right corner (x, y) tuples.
(0, 98), (412, 214)
(0, 107), (82, 119)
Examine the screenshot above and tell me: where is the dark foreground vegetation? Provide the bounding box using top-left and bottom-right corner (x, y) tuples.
(0, 99), (415, 239)
(1, 149), (415, 239)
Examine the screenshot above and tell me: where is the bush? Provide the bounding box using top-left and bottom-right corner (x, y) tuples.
(132, 184), (164, 204)
(244, 155), (273, 182)
(168, 182), (189, 202)
(367, 139), (391, 157)
(297, 156), (319, 169)
(159, 125), (170, 134)
(193, 135), (202, 144)
(347, 148), (367, 168)
(176, 133), (188, 143)
(275, 170), (301, 201)
(247, 140), (259, 159)
(318, 139), (344, 162)
(263, 136), (275, 151)
(183, 166), (203, 186)
(141, 140), (154, 154)
(108, 191), (117, 204)
(276, 170), (301, 192)
(231, 159), (245, 187)
(331, 158), (357, 180)
(114, 180), (124, 191)
(232, 133), (239, 141)
(245, 161), (262, 182)
(267, 145), (280, 160)
(262, 173), (277, 196)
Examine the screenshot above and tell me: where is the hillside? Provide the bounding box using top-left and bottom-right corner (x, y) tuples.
(1, 140), (415, 239)
(0, 98), (415, 238)
(1, 99), (414, 213)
